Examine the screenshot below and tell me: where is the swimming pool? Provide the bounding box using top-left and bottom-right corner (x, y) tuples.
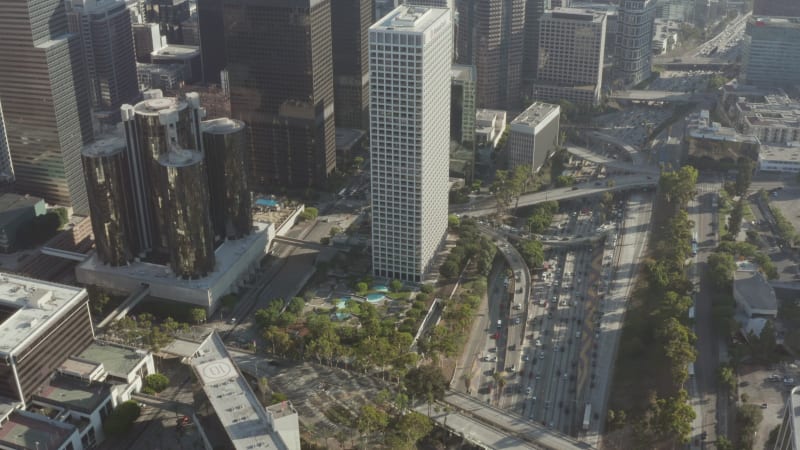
(372, 284), (389, 293)
(365, 293), (385, 303)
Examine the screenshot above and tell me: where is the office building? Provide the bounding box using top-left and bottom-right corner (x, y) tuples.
(331, 0), (373, 130)
(370, 6), (452, 282)
(404, 0), (453, 7)
(523, 0), (551, 85)
(190, 332), (301, 450)
(202, 118), (252, 241)
(735, 93), (800, 144)
(552, 0), (571, 6)
(223, 0), (336, 190)
(0, 194), (46, 253)
(742, 17), (800, 88)
(475, 109), (507, 149)
(0, 0), (93, 212)
(144, 0), (190, 44)
(456, 0), (526, 110)
(0, 101), (13, 184)
(507, 102), (560, 173)
(572, 2), (619, 52)
(375, 0), (399, 20)
(197, 0), (226, 84)
(81, 136), (138, 267)
(654, 0), (691, 20)
(0, 275), (93, 407)
(533, 8), (607, 106)
(753, 0), (800, 17)
(151, 44), (202, 83)
(79, 90), (273, 310)
(451, 65), (477, 146)
(157, 149), (215, 279)
(137, 62), (185, 91)
(66, 0), (140, 122)
(132, 22), (164, 63)
(451, 64), (477, 180)
(615, 0), (656, 87)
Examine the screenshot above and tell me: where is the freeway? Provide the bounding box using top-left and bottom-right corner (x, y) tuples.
(451, 174), (658, 217)
(608, 90), (692, 103)
(565, 146), (660, 176)
(436, 391), (593, 450)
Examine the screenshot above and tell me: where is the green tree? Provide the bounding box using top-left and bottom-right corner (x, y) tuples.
(519, 239), (544, 268)
(647, 390), (696, 444)
(556, 175), (576, 187)
(728, 198), (744, 237)
(390, 279), (403, 293)
(190, 308), (206, 325)
(735, 159), (753, 196)
(718, 365), (737, 394)
(716, 436), (734, 450)
(355, 282), (369, 295)
(707, 252), (736, 289)
(421, 284), (435, 295)
(736, 404), (763, 450)
(104, 401), (141, 436)
(299, 207), (319, 221)
(144, 373), (170, 393)
(448, 214), (461, 230)
(286, 297), (305, 315)
(386, 412), (433, 450)
(439, 260), (459, 278)
(356, 404), (390, 446)
(404, 364), (447, 406)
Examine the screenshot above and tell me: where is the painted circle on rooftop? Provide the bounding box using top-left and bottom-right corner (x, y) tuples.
(201, 361), (233, 380)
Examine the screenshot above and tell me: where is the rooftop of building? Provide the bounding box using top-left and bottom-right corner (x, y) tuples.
(451, 64), (476, 83)
(78, 221), (273, 290)
(82, 133), (127, 158)
(0, 274), (87, 357)
(191, 332), (290, 450)
(372, 5), (449, 33)
(687, 110), (759, 143)
(34, 374), (111, 414)
(131, 95), (189, 116)
(77, 340), (149, 379)
(0, 411), (76, 450)
(760, 141), (800, 162)
(152, 44), (200, 59)
(137, 62), (185, 75)
(548, 7), (608, 22)
(68, 0), (127, 13)
(475, 109), (506, 123)
(570, 2), (618, 14)
(158, 148), (204, 168)
(750, 16), (800, 27)
(511, 102), (561, 128)
(202, 118), (244, 135)
(737, 96), (800, 128)
(59, 357), (105, 381)
(733, 265), (777, 313)
(0, 193), (44, 224)
(335, 128), (366, 150)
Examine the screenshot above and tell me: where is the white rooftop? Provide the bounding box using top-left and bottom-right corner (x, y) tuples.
(191, 333), (293, 450)
(512, 102), (561, 128)
(760, 142), (800, 163)
(0, 274), (87, 357)
(372, 5), (449, 33)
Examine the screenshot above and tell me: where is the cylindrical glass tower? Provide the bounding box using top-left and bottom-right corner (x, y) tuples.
(201, 118), (252, 241)
(81, 136), (138, 266)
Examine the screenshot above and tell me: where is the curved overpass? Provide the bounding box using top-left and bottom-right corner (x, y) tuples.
(451, 175), (658, 217)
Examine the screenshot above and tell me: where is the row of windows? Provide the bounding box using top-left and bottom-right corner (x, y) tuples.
(370, 33), (423, 46)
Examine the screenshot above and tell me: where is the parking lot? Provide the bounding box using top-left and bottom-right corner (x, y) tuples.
(738, 365), (794, 450)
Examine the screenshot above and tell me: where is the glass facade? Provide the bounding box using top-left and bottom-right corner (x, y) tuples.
(331, 0), (372, 130)
(157, 149), (215, 279)
(223, 0), (336, 191)
(82, 139), (138, 266)
(0, 0), (93, 212)
(202, 119), (253, 241)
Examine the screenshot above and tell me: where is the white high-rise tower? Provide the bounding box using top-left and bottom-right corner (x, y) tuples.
(369, 5), (452, 282)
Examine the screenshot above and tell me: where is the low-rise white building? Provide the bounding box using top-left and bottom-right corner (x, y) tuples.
(507, 102), (561, 174)
(733, 261), (777, 318)
(759, 141), (800, 172)
(475, 109), (507, 148)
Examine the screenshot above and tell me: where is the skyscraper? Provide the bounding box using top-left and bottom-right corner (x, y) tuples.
(224, 0), (336, 190)
(0, 0), (93, 212)
(0, 101), (13, 184)
(615, 0), (656, 87)
(742, 17), (800, 88)
(144, 0), (190, 45)
(331, 0), (373, 130)
(457, 0), (526, 110)
(753, 0), (800, 17)
(523, 0), (551, 86)
(197, 0), (226, 84)
(370, 6), (452, 282)
(66, 0), (140, 122)
(534, 8), (607, 106)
